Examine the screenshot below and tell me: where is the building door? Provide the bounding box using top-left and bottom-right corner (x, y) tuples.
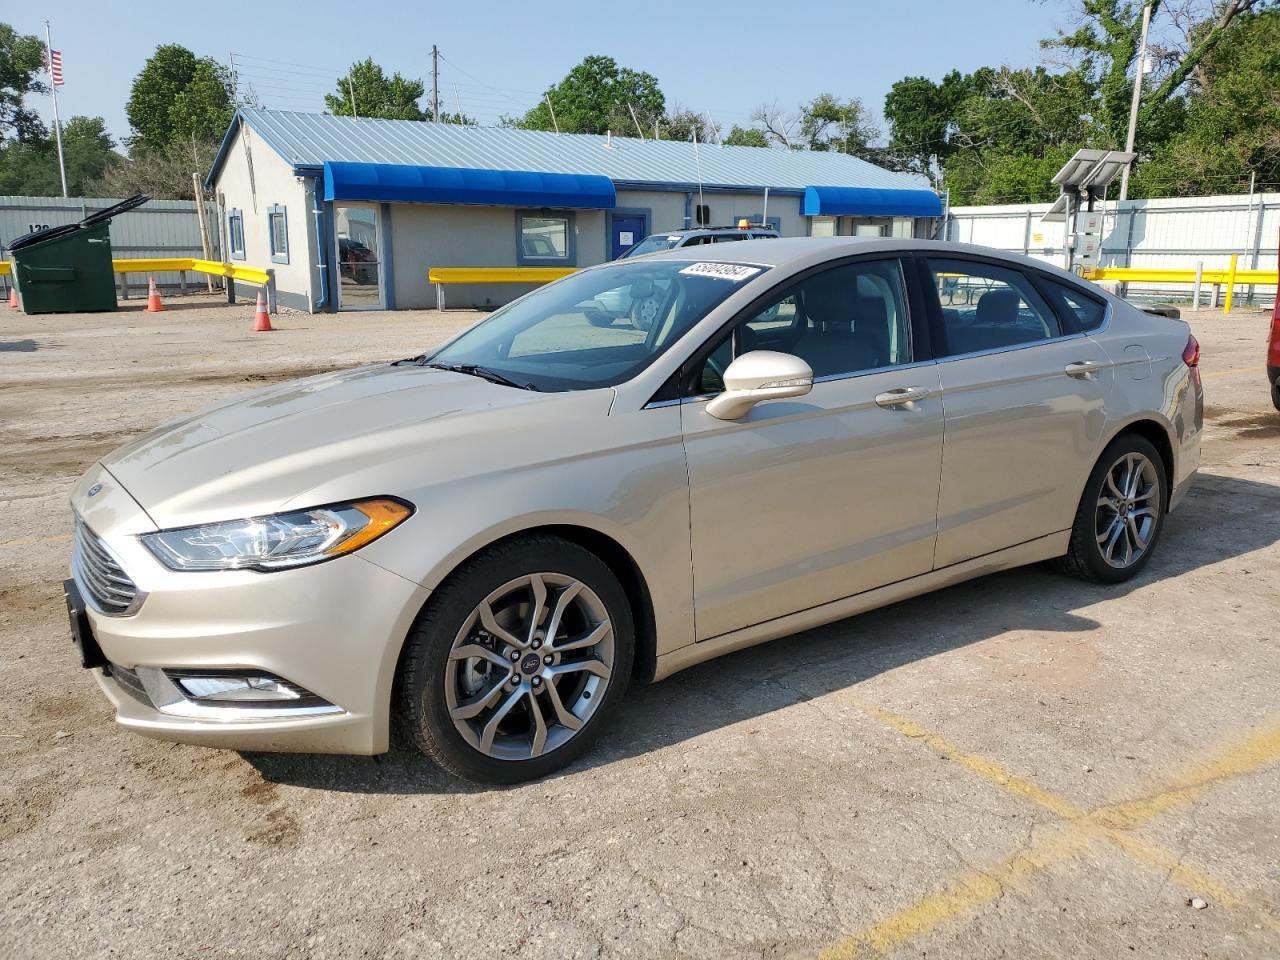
(335, 203), (383, 310)
(610, 213), (647, 259)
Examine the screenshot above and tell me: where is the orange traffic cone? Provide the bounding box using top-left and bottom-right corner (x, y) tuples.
(7, 286), (16, 309)
(145, 276), (165, 313)
(252, 289), (273, 332)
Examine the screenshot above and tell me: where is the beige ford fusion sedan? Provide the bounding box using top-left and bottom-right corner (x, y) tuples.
(67, 238), (1202, 783)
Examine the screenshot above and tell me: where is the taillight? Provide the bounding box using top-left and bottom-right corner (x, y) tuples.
(1182, 334), (1200, 367)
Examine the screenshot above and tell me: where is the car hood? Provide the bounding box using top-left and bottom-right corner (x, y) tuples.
(101, 363), (598, 528)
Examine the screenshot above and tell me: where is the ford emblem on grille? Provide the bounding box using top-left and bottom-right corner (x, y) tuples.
(87, 483), (103, 497)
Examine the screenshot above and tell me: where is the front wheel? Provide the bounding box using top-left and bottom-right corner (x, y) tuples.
(630, 296), (660, 332)
(396, 536), (634, 784)
(1055, 434), (1166, 583)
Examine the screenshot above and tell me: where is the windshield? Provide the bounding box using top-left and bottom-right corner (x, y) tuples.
(426, 260), (768, 392)
(621, 234), (685, 258)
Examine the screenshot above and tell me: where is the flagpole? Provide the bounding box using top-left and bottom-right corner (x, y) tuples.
(44, 20), (68, 197)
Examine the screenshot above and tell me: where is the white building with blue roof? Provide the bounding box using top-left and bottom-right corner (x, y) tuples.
(207, 108), (941, 312)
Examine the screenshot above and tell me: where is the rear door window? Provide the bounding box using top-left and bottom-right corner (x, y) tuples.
(927, 259), (1062, 356)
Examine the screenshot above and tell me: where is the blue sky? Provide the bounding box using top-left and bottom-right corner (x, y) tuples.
(12, 0), (1074, 147)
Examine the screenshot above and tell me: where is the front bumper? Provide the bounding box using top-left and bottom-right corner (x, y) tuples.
(71, 465), (430, 755)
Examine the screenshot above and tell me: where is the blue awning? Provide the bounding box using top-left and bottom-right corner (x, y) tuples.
(803, 185), (942, 218)
(322, 161), (616, 209)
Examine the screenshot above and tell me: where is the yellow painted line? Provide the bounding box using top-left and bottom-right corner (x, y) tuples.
(1199, 365), (1265, 381)
(1093, 725), (1280, 831)
(0, 532), (72, 549)
(820, 703), (1280, 957)
(820, 828), (1090, 960)
(855, 702), (1085, 821)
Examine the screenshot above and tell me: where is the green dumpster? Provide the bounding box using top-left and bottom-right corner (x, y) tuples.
(8, 194), (149, 314)
(12, 221), (116, 313)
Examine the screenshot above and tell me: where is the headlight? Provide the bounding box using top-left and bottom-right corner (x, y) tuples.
(140, 498), (412, 572)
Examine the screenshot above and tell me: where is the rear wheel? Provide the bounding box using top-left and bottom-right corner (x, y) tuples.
(396, 536), (634, 784)
(1271, 375), (1280, 412)
(1055, 434), (1166, 584)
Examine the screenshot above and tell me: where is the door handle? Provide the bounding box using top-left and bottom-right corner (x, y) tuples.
(1064, 360), (1104, 379)
(875, 386), (931, 408)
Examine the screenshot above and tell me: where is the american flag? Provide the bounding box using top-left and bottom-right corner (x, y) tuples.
(45, 49), (64, 87)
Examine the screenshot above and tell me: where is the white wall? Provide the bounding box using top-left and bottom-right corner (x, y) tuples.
(212, 124), (316, 311)
(947, 193), (1280, 304)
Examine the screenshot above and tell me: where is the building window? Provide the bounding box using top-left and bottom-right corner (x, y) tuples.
(694, 204), (711, 226)
(516, 211), (575, 265)
(268, 204), (289, 264)
(228, 208), (245, 260)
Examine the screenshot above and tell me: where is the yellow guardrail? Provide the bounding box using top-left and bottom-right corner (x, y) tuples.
(1082, 267), (1277, 284)
(1082, 253), (1277, 314)
(427, 266), (577, 311)
(111, 257), (272, 286)
(3, 256), (275, 311)
(428, 267), (577, 284)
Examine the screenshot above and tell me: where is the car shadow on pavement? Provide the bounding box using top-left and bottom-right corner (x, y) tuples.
(245, 471), (1280, 795)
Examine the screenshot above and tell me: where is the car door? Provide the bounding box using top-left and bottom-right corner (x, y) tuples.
(921, 256), (1113, 568)
(679, 258), (945, 641)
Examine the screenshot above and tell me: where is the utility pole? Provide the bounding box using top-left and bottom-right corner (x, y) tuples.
(431, 45), (440, 122)
(43, 20), (68, 197)
(1118, 0), (1153, 201)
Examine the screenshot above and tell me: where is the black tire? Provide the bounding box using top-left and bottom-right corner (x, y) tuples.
(585, 308), (614, 328)
(396, 535), (634, 785)
(1055, 433), (1167, 584)
(1271, 376), (1280, 413)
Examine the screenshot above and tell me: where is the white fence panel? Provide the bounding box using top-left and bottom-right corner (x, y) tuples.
(947, 193), (1279, 305)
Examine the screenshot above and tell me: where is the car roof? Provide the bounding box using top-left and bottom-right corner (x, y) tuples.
(636, 236), (1088, 283)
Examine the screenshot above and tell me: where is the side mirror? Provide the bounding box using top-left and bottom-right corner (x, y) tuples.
(705, 350), (813, 421)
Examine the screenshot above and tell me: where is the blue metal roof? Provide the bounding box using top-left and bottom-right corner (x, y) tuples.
(213, 108), (929, 196)
(323, 161), (617, 208)
(803, 185), (943, 218)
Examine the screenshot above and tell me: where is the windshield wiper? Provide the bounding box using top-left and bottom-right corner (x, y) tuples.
(422, 361), (538, 391)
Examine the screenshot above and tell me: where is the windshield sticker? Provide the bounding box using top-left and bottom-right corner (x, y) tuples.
(679, 262), (762, 282)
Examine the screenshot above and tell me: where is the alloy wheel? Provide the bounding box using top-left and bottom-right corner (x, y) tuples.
(1094, 452), (1160, 569)
(444, 573), (614, 761)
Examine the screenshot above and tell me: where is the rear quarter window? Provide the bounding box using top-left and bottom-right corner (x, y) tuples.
(1038, 276), (1108, 332)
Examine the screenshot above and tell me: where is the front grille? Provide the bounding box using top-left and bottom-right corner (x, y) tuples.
(73, 517), (140, 615)
(107, 663), (152, 706)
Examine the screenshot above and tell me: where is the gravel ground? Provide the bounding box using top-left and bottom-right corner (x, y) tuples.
(1, 295), (1278, 960)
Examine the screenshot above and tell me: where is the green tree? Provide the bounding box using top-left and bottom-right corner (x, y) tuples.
(0, 22), (47, 142)
(744, 95), (892, 163)
(325, 58), (426, 120)
(723, 125), (769, 148)
(519, 55), (665, 135)
(126, 44), (234, 151)
(659, 108), (714, 142)
(1134, 8), (1280, 195)
(0, 115), (119, 195)
(1046, 0), (1266, 146)
(798, 93), (882, 156)
(883, 71), (973, 184)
